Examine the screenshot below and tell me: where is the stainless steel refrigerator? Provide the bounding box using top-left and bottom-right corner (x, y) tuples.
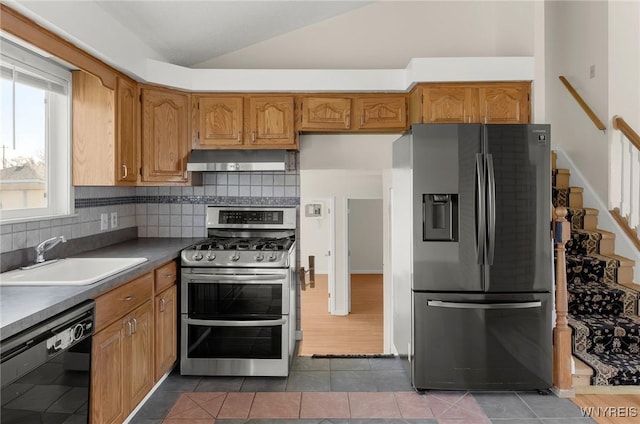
(391, 123), (552, 391)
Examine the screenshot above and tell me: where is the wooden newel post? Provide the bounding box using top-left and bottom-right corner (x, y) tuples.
(553, 206), (573, 397)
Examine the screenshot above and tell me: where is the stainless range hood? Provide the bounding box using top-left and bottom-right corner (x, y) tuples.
(186, 149), (295, 172)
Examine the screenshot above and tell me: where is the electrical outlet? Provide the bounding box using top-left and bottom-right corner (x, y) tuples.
(100, 213), (109, 231)
(110, 212), (118, 229)
(589, 64), (596, 79)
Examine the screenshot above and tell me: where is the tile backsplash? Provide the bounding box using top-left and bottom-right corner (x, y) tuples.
(135, 171), (299, 238)
(0, 170), (300, 256)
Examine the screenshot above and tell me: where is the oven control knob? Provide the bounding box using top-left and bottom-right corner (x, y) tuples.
(255, 253), (264, 262)
(206, 253), (216, 261)
(193, 252), (204, 261)
(230, 253), (240, 262)
(268, 253), (278, 262)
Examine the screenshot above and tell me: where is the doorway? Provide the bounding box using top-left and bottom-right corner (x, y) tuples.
(298, 178), (386, 356)
(297, 133), (396, 356)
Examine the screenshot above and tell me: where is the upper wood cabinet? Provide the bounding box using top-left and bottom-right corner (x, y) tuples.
(193, 95), (297, 149)
(197, 96), (244, 147)
(247, 96), (296, 147)
(420, 86), (477, 124)
(299, 94), (407, 132)
(354, 95), (407, 130)
(410, 82), (531, 124)
(478, 84), (530, 124)
(72, 71), (138, 186)
(116, 77), (138, 183)
(301, 96), (352, 130)
(141, 87), (190, 183)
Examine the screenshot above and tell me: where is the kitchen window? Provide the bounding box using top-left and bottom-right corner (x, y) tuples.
(0, 36), (72, 222)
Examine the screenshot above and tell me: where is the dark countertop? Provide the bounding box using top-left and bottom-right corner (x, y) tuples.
(0, 238), (197, 340)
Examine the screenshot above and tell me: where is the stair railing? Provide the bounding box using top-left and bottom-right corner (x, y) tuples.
(553, 206), (574, 397)
(559, 76), (606, 132)
(611, 115), (640, 251)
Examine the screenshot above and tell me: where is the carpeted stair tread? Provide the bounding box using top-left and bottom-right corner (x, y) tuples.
(566, 253), (619, 285)
(566, 229), (603, 256)
(565, 207), (599, 230)
(568, 314), (640, 355)
(552, 186), (584, 208)
(572, 351), (640, 386)
(567, 280), (632, 316)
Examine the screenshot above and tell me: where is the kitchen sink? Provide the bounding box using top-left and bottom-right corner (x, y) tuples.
(0, 257), (148, 286)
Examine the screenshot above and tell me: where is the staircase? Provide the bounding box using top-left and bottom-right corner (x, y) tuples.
(552, 153), (640, 391)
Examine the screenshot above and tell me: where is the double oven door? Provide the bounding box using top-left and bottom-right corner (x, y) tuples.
(180, 267), (290, 376)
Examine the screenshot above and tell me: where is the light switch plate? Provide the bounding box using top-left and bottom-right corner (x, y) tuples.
(100, 213), (108, 231)
(110, 212), (118, 229)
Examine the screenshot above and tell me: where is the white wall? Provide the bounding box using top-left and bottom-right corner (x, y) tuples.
(348, 199), (384, 274)
(545, 0), (610, 202)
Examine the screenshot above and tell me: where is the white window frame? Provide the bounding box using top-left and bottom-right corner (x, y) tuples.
(0, 35), (73, 223)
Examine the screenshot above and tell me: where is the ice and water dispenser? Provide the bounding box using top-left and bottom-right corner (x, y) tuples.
(423, 194), (458, 241)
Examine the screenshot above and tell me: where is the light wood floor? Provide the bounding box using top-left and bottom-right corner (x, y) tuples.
(572, 394), (640, 424)
(298, 273), (383, 356)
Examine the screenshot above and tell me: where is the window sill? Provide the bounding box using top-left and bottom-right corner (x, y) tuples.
(0, 212), (79, 226)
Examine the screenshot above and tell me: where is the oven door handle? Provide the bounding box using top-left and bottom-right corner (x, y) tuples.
(184, 317), (288, 327)
(185, 274), (286, 282)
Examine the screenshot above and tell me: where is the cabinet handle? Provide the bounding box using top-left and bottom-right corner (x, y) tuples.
(124, 295), (134, 301)
(127, 320), (133, 336)
(160, 298), (166, 312)
(237, 132), (241, 142)
(122, 164), (128, 178)
(360, 115), (364, 126)
(251, 131), (256, 143)
(164, 273), (175, 279)
(132, 318), (138, 334)
(346, 115), (350, 128)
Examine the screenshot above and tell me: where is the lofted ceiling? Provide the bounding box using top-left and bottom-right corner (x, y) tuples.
(6, 1), (537, 73)
(93, 0), (373, 67)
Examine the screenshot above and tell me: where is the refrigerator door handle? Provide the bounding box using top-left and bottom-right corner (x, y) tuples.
(475, 153), (486, 265)
(486, 153), (496, 266)
(427, 300), (542, 309)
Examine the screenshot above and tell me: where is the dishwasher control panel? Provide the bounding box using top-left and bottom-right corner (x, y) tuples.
(45, 316), (93, 355)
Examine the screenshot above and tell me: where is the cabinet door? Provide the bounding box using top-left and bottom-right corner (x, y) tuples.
(72, 70), (116, 186)
(91, 319), (124, 424)
(124, 301), (154, 414)
(355, 96), (407, 130)
(478, 83), (530, 124)
(141, 89), (190, 182)
(301, 96), (351, 130)
(116, 76), (138, 183)
(422, 86), (476, 123)
(155, 285), (177, 380)
(247, 96), (296, 148)
(197, 96), (244, 147)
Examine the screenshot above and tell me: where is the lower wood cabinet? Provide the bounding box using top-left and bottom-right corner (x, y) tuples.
(91, 261), (178, 424)
(91, 300), (153, 424)
(155, 284), (177, 380)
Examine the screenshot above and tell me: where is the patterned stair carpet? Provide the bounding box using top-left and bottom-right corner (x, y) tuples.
(553, 176), (640, 386)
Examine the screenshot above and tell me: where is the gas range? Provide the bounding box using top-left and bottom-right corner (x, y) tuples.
(180, 206), (297, 268)
(180, 206), (298, 377)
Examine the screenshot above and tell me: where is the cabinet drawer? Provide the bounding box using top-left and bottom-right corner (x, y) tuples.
(154, 261), (177, 293)
(95, 272), (153, 331)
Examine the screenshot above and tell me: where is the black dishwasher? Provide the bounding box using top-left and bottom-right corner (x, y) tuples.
(1, 300), (95, 424)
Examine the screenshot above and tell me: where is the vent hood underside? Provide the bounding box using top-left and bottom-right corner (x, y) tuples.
(186, 149), (295, 172)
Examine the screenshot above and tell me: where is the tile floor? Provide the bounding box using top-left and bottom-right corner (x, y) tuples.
(129, 357), (595, 424)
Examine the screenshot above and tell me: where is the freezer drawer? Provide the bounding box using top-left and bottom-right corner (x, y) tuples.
(412, 292), (552, 391)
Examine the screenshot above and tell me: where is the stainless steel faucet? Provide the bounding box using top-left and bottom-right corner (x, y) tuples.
(35, 236), (67, 263)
